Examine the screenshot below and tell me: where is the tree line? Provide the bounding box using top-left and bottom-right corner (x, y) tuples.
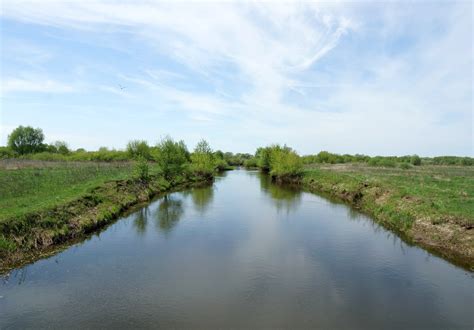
(2, 125), (472, 177)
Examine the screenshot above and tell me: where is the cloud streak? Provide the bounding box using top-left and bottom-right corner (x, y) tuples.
(0, 0), (472, 155)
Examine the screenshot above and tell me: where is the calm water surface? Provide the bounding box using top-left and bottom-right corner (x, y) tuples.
(1, 170), (473, 328)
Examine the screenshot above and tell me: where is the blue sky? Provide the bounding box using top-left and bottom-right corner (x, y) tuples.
(0, 0), (472, 156)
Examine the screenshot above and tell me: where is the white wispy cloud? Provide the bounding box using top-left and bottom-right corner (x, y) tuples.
(0, 0), (472, 155)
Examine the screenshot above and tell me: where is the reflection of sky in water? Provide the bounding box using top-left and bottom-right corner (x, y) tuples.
(1, 170), (473, 328)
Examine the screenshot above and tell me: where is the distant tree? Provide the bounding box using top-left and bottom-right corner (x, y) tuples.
(191, 139), (215, 178)
(155, 136), (190, 180)
(7, 126), (45, 154)
(127, 140), (151, 160)
(53, 141), (70, 155)
(214, 150), (224, 160)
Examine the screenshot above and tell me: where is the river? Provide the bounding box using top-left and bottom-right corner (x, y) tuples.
(1, 170), (473, 328)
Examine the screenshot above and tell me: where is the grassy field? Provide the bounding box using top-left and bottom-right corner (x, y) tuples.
(302, 164), (474, 268)
(0, 160), (160, 221)
(0, 159), (208, 271)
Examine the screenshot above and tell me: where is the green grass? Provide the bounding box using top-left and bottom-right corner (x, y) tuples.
(0, 161), (161, 221)
(303, 164), (474, 227)
(302, 164), (474, 268)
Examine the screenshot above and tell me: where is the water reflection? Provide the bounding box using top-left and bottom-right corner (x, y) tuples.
(184, 184), (214, 214)
(155, 196), (184, 233)
(133, 207), (149, 235)
(259, 173), (302, 213)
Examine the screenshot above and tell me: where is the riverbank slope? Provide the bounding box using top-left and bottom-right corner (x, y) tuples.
(301, 164), (474, 270)
(0, 161), (209, 272)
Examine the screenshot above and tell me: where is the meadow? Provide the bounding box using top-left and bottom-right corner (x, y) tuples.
(0, 161), (142, 221)
(300, 164), (474, 268)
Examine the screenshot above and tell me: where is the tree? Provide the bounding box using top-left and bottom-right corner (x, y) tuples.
(127, 140), (151, 160)
(53, 141), (70, 155)
(191, 139), (215, 178)
(7, 126), (45, 154)
(155, 136), (190, 180)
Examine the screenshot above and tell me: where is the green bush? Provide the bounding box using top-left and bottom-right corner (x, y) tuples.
(244, 157), (258, 168)
(411, 155), (421, 166)
(134, 156), (150, 182)
(255, 147), (273, 171)
(155, 137), (190, 180)
(399, 162), (412, 170)
(190, 139), (215, 178)
(214, 158), (230, 171)
(0, 146), (16, 159)
(255, 144), (303, 180)
(269, 147), (303, 180)
(368, 157), (396, 167)
(127, 140), (151, 160)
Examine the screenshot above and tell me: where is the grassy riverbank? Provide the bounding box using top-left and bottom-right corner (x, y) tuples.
(0, 160), (209, 271)
(301, 164), (474, 269)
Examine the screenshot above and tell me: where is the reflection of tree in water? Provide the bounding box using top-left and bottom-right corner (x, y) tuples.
(259, 173), (302, 213)
(156, 196), (184, 233)
(133, 207), (149, 235)
(182, 183), (214, 214)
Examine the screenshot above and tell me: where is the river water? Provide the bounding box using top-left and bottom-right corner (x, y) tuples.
(1, 170), (473, 328)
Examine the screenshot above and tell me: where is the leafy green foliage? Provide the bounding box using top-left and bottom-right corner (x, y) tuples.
(127, 140), (151, 160)
(0, 147), (16, 159)
(433, 156), (474, 166)
(411, 154), (421, 166)
(269, 147), (303, 180)
(243, 157), (258, 168)
(42, 141), (70, 155)
(368, 157), (397, 167)
(223, 152), (252, 166)
(155, 137), (190, 180)
(399, 162), (412, 170)
(134, 156), (150, 182)
(7, 126), (45, 154)
(255, 147), (273, 171)
(255, 144), (303, 180)
(191, 139), (215, 178)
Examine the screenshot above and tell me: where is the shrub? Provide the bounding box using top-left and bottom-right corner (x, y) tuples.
(244, 157), (258, 168)
(255, 147), (273, 171)
(127, 140), (151, 160)
(0, 146), (16, 159)
(255, 144), (303, 180)
(134, 156), (150, 182)
(190, 139), (215, 178)
(399, 162), (412, 170)
(155, 137), (190, 180)
(214, 158), (230, 171)
(269, 146), (303, 180)
(411, 155), (421, 166)
(461, 157), (474, 166)
(368, 157), (396, 167)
